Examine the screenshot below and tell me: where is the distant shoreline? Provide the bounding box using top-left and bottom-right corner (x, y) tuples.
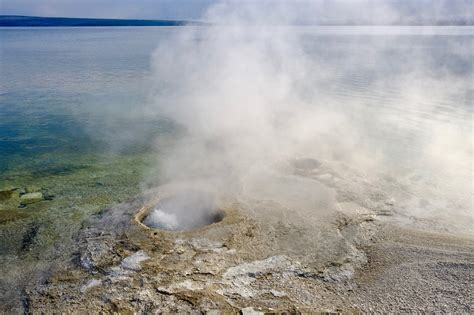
(0, 15), (207, 27)
(1, 15), (472, 27)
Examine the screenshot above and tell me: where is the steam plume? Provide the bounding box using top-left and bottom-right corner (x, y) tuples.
(144, 1), (473, 232)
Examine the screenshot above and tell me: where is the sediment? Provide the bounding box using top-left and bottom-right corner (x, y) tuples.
(5, 158), (473, 313)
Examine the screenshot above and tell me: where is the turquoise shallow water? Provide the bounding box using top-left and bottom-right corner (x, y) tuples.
(0, 27), (177, 170)
(0, 28), (179, 304)
(0, 26), (472, 306)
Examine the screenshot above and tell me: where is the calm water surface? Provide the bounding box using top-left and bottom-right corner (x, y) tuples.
(1, 26), (472, 171)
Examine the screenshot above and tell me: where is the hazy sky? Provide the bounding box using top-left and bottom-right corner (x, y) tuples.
(0, 0), (471, 21)
(0, 0), (213, 20)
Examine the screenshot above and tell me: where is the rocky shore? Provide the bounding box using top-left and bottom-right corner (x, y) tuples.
(3, 158), (473, 313)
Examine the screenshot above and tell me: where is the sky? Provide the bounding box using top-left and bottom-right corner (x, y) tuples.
(0, 0), (472, 22)
(0, 0), (214, 20)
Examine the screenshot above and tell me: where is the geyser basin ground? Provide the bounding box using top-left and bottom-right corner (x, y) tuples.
(20, 158), (473, 313)
(140, 191), (224, 231)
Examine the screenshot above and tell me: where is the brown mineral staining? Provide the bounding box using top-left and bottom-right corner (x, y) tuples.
(10, 162), (474, 313)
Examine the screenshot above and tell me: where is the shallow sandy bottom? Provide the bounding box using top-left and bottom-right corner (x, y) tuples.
(9, 158), (474, 313)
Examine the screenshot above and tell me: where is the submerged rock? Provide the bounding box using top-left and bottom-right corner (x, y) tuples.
(20, 192), (44, 205)
(0, 187), (16, 201)
(0, 185), (53, 212)
(0, 187), (21, 212)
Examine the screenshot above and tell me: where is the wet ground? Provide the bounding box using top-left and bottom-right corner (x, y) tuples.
(0, 151), (157, 309)
(4, 157), (471, 313)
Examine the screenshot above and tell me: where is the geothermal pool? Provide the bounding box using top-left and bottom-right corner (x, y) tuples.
(142, 191), (224, 231)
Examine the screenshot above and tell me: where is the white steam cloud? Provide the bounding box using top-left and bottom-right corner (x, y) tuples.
(144, 1), (473, 233)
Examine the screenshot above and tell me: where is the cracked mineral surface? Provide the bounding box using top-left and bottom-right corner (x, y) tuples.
(8, 158), (471, 313)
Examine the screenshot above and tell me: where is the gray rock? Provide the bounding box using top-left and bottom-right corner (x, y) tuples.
(79, 239), (118, 270)
(0, 186), (19, 202)
(20, 192), (44, 205)
(270, 289), (287, 297)
(120, 250), (150, 271)
(223, 255), (297, 279)
(241, 307), (264, 315)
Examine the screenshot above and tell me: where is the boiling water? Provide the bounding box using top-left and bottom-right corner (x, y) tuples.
(143, 191), (223, 231)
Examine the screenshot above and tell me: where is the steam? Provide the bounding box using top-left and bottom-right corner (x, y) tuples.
(144, 1), (472, 232)
(143, 190), (221, 231)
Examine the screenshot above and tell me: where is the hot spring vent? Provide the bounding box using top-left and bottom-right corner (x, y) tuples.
(142, 191), (224, 231)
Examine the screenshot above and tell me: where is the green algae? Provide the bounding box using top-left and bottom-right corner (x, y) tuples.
(0, 150), (156, 278)
(0, 146), (162, 313)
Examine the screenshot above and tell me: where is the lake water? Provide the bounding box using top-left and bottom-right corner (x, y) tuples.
(1, 26), (472, 170)
(0, 26), (472, 306)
